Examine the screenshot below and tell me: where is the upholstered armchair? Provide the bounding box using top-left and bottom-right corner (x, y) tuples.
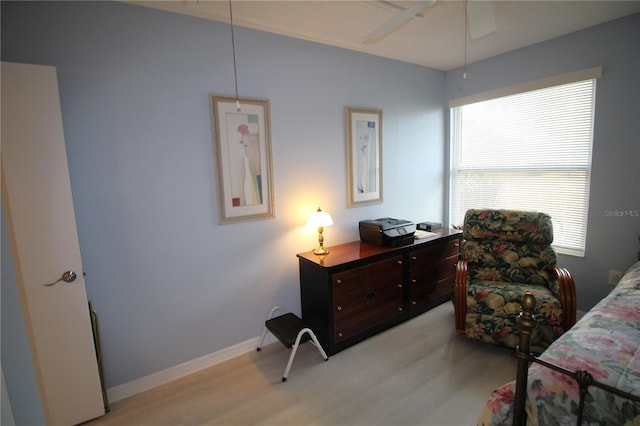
(454, 209), (576, 353)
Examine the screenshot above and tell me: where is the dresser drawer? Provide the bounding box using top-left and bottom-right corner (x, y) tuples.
(408, 239), (459, 309)
(409, 271), (455, 308)
(409, 239), (459, 271)
(333, 255), (403, 342)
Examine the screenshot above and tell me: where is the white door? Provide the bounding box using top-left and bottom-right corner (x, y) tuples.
(1, 62), (105, 425)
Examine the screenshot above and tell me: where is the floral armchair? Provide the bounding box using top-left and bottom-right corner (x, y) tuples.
(453, 209), (577, 353)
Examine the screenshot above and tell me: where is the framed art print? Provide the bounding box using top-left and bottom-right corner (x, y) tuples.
(346, 107), (382, 207)
(210, 95), (274, 224)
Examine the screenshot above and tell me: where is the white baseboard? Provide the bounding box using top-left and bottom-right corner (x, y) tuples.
(106, 334), (277, 403)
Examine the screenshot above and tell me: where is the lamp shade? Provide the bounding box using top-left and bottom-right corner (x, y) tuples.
(308, 207), (333, 228)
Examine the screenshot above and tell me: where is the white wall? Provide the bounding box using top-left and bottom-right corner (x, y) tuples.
(0, 0), (445, 402)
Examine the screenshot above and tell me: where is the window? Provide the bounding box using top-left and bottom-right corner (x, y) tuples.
(449, 67), (600, 257)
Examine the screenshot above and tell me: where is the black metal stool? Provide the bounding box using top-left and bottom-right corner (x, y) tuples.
(257, 306), (328, 381)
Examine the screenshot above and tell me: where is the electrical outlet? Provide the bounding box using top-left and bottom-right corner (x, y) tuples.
(608, 270), (623, 286)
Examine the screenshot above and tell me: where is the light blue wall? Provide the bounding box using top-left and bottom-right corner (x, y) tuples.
(445, 13), (640, 312)
(1, 210), (45, 425)
(0, 0), (445, 405)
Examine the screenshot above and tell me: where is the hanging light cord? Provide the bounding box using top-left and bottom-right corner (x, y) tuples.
(229, 0), (240, 110)
(463, 0), (468, 79)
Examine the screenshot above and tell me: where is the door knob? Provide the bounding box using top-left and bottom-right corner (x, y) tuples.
(44, 270), (77, 287)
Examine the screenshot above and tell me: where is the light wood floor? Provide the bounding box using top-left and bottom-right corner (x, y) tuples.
(86, 302), (516, 426)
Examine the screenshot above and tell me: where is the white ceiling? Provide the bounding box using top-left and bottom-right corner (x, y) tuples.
(124, 0), (640, 71)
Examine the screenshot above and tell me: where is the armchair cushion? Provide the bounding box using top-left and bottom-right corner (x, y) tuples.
(463, 209), (553, 245)
(465, 280), (564, 351)
(463, 240), (557, 288)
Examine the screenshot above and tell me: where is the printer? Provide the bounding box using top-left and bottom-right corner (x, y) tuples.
(359, 217), (416, 247)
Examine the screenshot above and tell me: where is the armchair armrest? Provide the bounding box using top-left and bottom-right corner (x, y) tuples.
(553, 266), (577, 330)
(454, 259), (468, 333)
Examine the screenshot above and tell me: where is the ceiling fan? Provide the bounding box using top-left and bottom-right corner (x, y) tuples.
(363, 0), (497, 44)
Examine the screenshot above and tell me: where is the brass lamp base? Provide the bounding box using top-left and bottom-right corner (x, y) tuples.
(313, 246), (330, 255)
(313, 226), (329, 255)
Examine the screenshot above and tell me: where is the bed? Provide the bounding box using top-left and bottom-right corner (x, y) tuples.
(478, 260), (640, 425)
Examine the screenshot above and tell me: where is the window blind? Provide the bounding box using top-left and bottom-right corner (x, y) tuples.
(450, 76), (597, 257)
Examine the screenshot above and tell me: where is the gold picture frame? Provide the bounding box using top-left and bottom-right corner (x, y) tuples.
(210, 95), (275, 224)
(346, 107), (383, 207)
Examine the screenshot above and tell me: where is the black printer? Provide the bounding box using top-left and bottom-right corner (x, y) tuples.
(359, 218), (416, 247)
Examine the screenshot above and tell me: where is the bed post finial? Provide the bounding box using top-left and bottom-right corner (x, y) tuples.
(521, 293), (536, 317)
(513, 293), (537, 426)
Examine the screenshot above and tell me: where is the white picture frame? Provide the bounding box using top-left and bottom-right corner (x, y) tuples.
(210, 95), (275, 224)
(346, 107), (383, 207)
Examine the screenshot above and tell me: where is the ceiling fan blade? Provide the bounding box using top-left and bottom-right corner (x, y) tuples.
(467, 0), (496, 40)
(364, 0), (437, 44)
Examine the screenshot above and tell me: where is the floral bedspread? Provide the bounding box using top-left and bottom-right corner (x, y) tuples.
(478, 261), (640, 425)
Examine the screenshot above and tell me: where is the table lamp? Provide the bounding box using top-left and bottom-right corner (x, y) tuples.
(308, 207), (333, 255)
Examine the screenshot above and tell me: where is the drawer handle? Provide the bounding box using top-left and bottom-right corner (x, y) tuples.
(411, 256), (417, 260)
(336, 279), (342, 284)
(338, 332), (343, 338)
(411, 279), (416, 284)
(411, 300), (417, 305)
(397, 283), (402, 288)
(337, 305), (342, 311)
(398, 306), (403, 311)
(397, 260), (403, 265)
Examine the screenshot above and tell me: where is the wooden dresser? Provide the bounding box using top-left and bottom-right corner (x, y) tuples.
(297, 228), (462, 355)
